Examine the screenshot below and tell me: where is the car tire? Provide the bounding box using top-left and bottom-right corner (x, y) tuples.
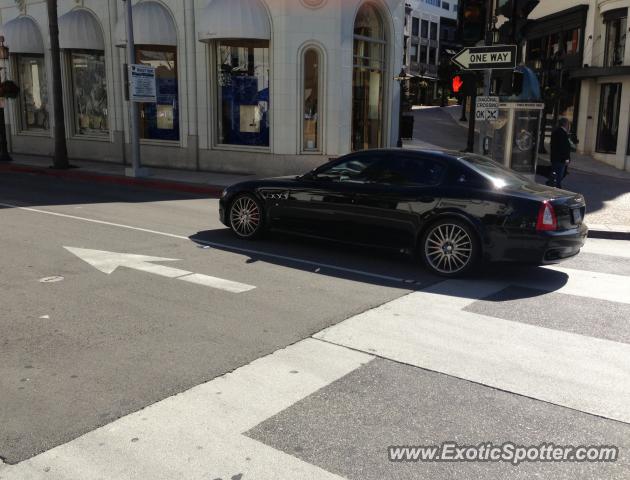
(228, 193), (265, 240)
(420, 218), (480, 277)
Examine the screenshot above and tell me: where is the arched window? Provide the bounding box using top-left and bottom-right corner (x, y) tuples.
(302, 47), (322, 152)
(352, 3), (386, 151)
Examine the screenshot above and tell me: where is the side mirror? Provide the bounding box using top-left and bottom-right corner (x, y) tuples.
(298, 171), (316, 181)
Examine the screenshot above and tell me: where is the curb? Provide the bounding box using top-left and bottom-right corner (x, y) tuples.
(588, 224), (630, 241)
(0, 163), (224, 197)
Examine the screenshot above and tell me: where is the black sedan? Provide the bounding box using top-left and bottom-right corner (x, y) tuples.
(219, 149), (587, 277)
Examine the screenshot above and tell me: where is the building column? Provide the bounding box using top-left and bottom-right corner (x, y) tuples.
(184, 0), (199, 170)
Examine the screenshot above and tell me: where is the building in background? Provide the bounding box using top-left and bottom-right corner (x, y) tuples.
(403, 0), (458, 103)
(526, 0), (629, 171)
(0, 0), (404, 176)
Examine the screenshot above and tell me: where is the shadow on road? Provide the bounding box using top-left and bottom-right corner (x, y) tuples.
(189, 228), (568, 298)
(0, 170), (211, 209)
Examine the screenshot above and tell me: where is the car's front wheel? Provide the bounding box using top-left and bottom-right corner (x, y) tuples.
(228, 193), (264, 239)
(420, 219), (479, 277)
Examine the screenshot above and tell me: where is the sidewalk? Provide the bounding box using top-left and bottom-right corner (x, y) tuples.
(0, 154), (257, 196)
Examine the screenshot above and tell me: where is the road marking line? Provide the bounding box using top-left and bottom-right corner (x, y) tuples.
(1, 339), (371, 479)
(581, 237), (630, 258)
(177, 272), (255, 293)
(315, 279), (630, 424)
(1, 202), (417, 284)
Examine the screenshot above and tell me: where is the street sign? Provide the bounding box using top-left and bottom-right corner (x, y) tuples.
(475, 96), (499, 121)
(128, 64), (156, 103)
(452, 45), (517, 70)
(64, 247), (256, 293)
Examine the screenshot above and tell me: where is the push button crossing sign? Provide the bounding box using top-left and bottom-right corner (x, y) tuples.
(452, 45), (517, 70)
(476, 96), (499, 122)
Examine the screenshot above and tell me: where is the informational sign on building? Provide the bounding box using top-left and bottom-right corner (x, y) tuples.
(475, 96), (499, 121)
(128, 64), (156, 103)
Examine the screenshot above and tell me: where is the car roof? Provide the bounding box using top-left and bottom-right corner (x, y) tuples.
(348, 148), (461, 161)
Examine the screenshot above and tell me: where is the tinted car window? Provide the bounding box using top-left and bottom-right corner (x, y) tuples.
(458, 154), (530, 188)
(315, 155), (379, 182)
(364, 156), (446, 185)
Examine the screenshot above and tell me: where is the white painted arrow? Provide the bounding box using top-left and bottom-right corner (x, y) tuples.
(64, 247), (255, 293)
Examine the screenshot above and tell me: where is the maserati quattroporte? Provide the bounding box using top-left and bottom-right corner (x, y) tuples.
(219, 149), (587, 277)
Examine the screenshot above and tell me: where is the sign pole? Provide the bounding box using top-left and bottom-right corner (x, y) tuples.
(124, 0), (144, 178)
(466, 86), (476, 152)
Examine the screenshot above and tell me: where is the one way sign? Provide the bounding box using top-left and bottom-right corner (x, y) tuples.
(452, 45), (517, 70)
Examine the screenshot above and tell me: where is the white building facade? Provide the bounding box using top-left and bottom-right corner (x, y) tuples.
(529, 0), (630, 171)
(0, 0), (405, 176)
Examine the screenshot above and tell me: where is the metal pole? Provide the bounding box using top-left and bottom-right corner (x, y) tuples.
(466, 89), (476, 152)
(397, 79), (403, 148)
(0, 103), (11, 162)
(124, 0), (144, 177)
(0, 40), (11, 163)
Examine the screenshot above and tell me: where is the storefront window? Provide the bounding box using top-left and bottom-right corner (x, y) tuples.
(16, 55), (49, 131)
(352, 3), (386, 151)
(302, 48), (320, 152)
(136, 47), (179, 141)
(604, 12), (627, 67)
(596, 83), (622, 154)
(216, 40), (270, 147)
(70, 51), (108, 136)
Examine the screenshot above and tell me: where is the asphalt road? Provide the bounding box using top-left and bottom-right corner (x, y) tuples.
(1, 171), (630, 480)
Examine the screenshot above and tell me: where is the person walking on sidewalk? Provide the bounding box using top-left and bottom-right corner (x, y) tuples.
(549, 118), (572, 189)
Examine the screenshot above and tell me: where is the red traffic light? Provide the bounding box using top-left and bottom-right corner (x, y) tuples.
(452, 75), (464, 93)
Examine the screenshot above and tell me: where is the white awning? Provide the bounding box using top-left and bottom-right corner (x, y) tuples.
(1, 16), (44, 54)
(115, 1), (177, 47)
(198, 0), (271, 42)
(59, 9), (104, 50)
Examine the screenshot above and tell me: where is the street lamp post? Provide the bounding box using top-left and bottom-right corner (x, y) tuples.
(0, 36), (12, 163)
(395, 68), (411, 148)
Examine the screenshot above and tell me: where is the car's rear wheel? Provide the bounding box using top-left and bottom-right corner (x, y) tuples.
(229, 194), (264, 239)
(421, 219), (479, 277)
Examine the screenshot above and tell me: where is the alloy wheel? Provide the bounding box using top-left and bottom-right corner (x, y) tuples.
(424, 223), (473, 275)
(229, 196), (261, 238)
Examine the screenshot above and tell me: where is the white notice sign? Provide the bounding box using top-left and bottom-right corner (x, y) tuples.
(129, 64), (156, 103)
(476, 96), (499, 121)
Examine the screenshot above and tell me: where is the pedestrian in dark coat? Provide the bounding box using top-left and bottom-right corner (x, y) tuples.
(549, 118), (572, 189)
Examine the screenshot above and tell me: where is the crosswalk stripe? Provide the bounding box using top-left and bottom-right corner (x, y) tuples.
(581, 238), (630, 259)
(314, 279), (630, 424)
(538, 266), (630, 304)
(1, 339), (371, 479)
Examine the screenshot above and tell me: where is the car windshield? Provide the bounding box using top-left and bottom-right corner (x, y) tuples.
(457, 154), (530, 188)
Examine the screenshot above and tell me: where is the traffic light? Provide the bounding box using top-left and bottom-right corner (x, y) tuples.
(458, 0), (487, 46)
(452, 72), (478, 96)
(452, 75), (464, 93)
(496, 0), (540, 43)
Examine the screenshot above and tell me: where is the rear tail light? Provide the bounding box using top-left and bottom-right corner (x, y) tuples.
(536, 200), (557, 231)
